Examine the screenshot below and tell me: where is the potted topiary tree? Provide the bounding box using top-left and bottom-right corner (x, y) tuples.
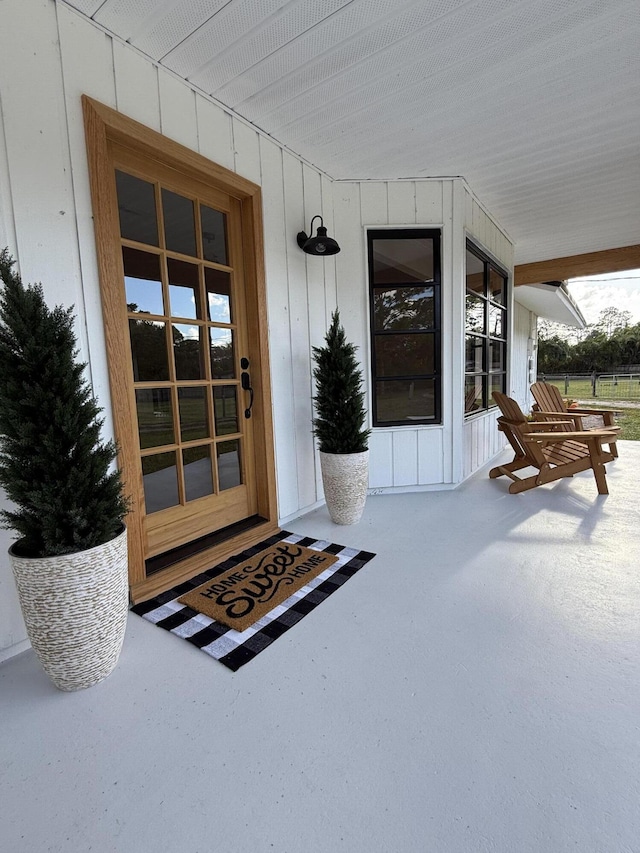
(312, 309), (370, 524)
(0, 248), (130, 691)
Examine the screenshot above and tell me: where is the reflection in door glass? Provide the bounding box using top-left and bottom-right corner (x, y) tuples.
(129, 319), (169, 381)
(209, 327), (235, 379)
(168, 259), (200, 319)
(178, 387), (209, 442)
(123, 248), (164, 315)
(183, 446), (214, 502)
(173, 324), (204, 381)
(201, 205), (227, 265)
(217, 440), (241, 490)
(136, 388), (174, 448)
(142, 451), (179, 513)
(205, 268), (232, 323)
(213, 386), (238, 435)
(115, 171), (159, 246)
(162, 188), (196, 257)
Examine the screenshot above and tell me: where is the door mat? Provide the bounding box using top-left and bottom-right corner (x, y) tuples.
(131, 531), (376, 671)
(178, 542), (339, 632)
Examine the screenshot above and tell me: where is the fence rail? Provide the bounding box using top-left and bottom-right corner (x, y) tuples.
(537, 373), (640, 401)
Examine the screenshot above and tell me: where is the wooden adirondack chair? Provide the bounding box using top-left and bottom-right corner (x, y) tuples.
(530, 381), (619, 457)
(489, 391), (616, 494)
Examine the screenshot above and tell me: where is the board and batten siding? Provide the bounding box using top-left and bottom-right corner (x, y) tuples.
(0, 1), (519, 662)
(511, 301), (537, 411)
(334, 179), (515, 490)
(333, 180), (452, 492)
(462, 187), (516, 481)
(0, 0), (336, 658)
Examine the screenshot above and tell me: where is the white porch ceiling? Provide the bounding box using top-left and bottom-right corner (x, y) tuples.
(62, 0), (640, 266)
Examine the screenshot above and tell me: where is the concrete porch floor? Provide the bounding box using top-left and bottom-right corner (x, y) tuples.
(1, 443), (639, 853)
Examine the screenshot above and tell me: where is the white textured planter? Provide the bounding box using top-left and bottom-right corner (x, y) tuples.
(319, 450), (369, 525)
(9, 525), (128, 691)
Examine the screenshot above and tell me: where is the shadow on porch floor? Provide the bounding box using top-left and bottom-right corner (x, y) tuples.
(1, 442), (639, 852)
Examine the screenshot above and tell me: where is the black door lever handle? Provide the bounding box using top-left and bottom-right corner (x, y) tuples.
(241, 370), (254, 418)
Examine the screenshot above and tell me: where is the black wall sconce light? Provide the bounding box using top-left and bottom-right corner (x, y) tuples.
(297, 215), (341, 256)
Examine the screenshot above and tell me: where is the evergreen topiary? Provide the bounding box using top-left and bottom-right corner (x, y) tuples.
(312, 309), (370, 454)
(0, 248), (129, 558)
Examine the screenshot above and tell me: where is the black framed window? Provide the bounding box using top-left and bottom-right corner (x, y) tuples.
(368, 229), (441, 426)
(465, 241), (508, 415)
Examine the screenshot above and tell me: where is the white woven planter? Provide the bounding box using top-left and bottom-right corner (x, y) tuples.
(319, 450), (369, 525)
(9, 525), (128, 692)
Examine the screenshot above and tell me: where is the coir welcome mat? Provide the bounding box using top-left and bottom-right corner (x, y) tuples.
(131, 531), (376, 671)
(178, 542), (339, 631)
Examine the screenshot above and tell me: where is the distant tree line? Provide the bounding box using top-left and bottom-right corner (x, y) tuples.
(538, 307), (640, 374)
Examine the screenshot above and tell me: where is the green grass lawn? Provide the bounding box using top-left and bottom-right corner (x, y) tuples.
(576, 404), (640, 441)
(616, 409), (640, 441)
(543, 379), (640, 441)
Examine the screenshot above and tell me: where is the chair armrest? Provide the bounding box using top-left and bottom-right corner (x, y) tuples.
(570, 407), (616, 415)
(526, 420), (573, 430)
(523, 429), (617, 442)
(569, 408), (618, 426)
(534, 409), (585, 426)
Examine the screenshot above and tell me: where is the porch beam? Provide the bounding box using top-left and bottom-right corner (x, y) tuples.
(514, 244), (640, 286)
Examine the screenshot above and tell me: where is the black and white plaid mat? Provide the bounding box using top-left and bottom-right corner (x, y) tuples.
(131, 531), (376, 671)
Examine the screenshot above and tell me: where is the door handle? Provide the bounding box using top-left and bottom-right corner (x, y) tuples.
(240, 358), (254, 419)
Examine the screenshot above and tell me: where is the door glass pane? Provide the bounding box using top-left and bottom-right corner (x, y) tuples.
(178, 387), (209, 441)
(373, 286), (434, 331)
(136, 388), (174, 448)
(205, 268), (232, 323)
(142, 451), (179, 513)
(129, 319), (169, 381)
(213, 386), (239, 435)
(201, 205), (228, 265)
(489, 304), (504, 338)
(173, 324), (204, 380)
(372, 238), (434, 284)
(162, 188), (196, 257)
(466, 249), (484, 294)
(217, 439), (241, 490)
(466, 336), (484, 372)
(210, 328), (235, 379)
(465, 293), (484, 334)
(183, 446), (214, 502)
(123, 248), (164, 315)
(115, 171), (158, 246)
(490, 269), (506, 305)
(375, 334), (435, 377)
(375, 379), (435, 423)
(168, 259), (201, 319)
(465, 376), (483, 413)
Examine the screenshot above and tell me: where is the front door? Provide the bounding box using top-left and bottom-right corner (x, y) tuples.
(84, 98), (278, 602)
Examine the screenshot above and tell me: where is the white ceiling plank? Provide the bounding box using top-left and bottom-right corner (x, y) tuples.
(57, 0), (640, 265)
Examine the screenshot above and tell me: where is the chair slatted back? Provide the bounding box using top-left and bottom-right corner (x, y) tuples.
(531, 381), (568, 413)
(492, 391), (539, 464)
(492, 391), (527, 423)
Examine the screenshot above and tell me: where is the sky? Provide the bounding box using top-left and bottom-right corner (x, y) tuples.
(566, 269), (640, 326)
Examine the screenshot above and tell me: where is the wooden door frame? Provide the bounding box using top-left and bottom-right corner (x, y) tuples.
(82, 96), (278, 603)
